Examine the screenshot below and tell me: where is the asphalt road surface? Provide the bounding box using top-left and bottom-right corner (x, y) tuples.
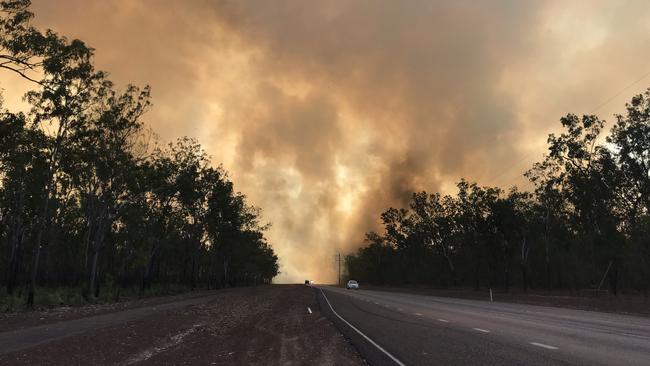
(318, 286), (650, 366)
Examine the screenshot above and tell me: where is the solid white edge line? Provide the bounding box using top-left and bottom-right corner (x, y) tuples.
(530, 342), (558, 350)
(320, 288), (406, 366)
(307, 307), (312, 314)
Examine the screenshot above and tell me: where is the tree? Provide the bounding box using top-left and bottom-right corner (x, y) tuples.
(609, 88), (650, 294)
(0, 2), (278, 307)
(0, 105), (47, 294)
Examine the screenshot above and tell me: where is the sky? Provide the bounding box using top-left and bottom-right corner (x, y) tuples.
(2, 0), (650, 283)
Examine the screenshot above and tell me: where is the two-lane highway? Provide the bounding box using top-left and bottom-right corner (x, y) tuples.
(317, 286), (650, 365)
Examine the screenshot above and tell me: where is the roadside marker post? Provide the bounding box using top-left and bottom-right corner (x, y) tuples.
(490, 288), (493, 302)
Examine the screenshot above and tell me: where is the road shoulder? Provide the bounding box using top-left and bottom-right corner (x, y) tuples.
(0, 285), (365, 365)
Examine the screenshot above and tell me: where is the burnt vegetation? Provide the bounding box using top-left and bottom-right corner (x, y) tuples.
(347, 91), (650, 296)
(0, 1), (278, 309)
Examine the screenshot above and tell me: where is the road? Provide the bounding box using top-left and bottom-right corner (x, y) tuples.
(318, 286), (650, 366)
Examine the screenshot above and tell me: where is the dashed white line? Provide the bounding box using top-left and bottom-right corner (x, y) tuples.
(414, 313), (423, 316)
(473, 328), (490, 333)
(438, 319), (449, 323)
(320, 289), (406, 366)
(307, 307), (312, 314)
(397, 308), (404, 312)
(530, 342), (558, 350)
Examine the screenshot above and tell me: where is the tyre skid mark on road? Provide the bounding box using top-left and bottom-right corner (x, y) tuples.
(473, 328), (490, 333)
(530, 342), (558, 350)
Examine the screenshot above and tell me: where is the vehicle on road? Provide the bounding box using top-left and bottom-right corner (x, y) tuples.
(346, 280), (359, 290)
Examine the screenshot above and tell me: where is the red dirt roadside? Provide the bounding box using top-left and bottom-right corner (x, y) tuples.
(0, 285), (365, 365)
(0, 289), (231, 333)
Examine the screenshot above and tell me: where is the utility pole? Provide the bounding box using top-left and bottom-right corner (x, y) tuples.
(335, 253), (341, 286)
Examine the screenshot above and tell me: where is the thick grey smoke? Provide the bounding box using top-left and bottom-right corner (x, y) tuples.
(2, 0), (648, 282)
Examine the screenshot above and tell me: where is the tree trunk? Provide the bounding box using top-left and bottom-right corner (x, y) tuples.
(27, 184), (52, 308)
(191, 254), (196, 290)
(223, 257), (229, 287)
(6, 189), (26, 295)
(89, 246), (100, 298)
(142, 243), (160, 291)
(520, 236), (529, 292)
(441, 244), (456, 285)
(521, 263), (528, 292)
(504, 264), (510, 293)
(6, 221), (24, 295)
(545, 243), (551, 291)
(87, 208), (110, 298)
(609, 259), (618, 296)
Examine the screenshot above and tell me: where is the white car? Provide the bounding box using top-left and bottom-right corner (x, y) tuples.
(346, 280), (359, 290)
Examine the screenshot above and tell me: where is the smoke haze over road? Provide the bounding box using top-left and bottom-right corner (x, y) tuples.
(2, 0), (649, 282)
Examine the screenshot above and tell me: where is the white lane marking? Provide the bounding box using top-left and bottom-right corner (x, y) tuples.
(374, 302), (379, 305)
(438, 319), (449, 323)
(397, 308), (404, 312)
(414, 313), (423, 316)
(307, 307), (312, 314)
(320, 289), (406, 366)
(473, 328), (490, 333)
(530, 342), (558, 350)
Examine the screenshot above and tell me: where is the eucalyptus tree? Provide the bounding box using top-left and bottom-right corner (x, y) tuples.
(168, 137), (209, 289)
(409, 192), (460, 284)
(0, 0), (48, 84)
(527, 114), (623, 291)
(609, 89), (650, 293)
(454, 180), (501, 290)
(64, 81), (151, 297)
(0, 1), (279, 303)
(610, 89), (650, 216)
(1, 0), (101, 305)
(487, 188), (533, 292)
(0, 106), (47, 293)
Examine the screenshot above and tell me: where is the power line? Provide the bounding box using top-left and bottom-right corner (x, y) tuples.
(482, 70), (650, 187)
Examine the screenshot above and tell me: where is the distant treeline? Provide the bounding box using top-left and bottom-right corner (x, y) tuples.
(0, 1), (278, 307)
(347, 91), (650, 295)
